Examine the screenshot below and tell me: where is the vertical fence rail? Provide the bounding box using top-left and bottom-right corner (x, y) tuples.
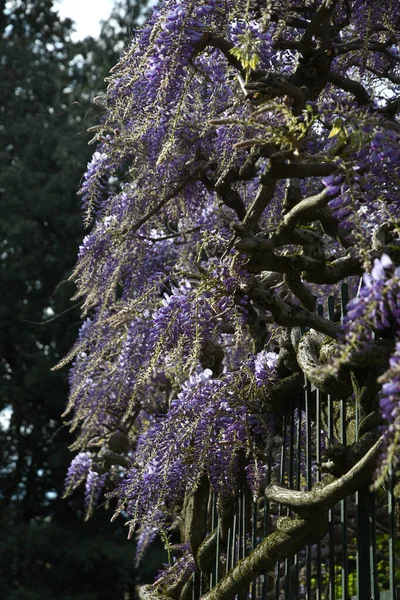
(201, 287), (398, 600)
(388, 467), (397, 599)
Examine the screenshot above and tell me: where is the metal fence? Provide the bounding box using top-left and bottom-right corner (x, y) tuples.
(192, 285), (399, 599)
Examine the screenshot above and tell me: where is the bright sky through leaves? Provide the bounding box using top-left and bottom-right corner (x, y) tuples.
(56, 0), (114, 40)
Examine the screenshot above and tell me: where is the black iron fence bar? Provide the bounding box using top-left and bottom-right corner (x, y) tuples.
(357, 485), (372, 599)
(209, 492), (216, 590)
(263, 450), (272, 599)
(296, 393), (303, 599)
(273, 412), (287, 599)
(285, 405), (296, 600)
(226, 524), (231, 579)
(215, 510), (220, 585)
(203, 287), (398, 600)
(340, 284), (349, 599)
(388, 467), (396, 599)
(316, 389), (323, 599)
(326, 296), (336, 600)
(316, 303), (324, 599)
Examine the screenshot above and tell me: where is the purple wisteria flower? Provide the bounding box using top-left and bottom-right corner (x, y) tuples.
(60, 0), (400, 586)
(326, 255), (400, 485)
(110, 364), (273, 550)
(135, 522), (162, 565)
(149, 281), (214, 351)
(375, 344), (400, 486)
(154, 543), (196, 590)
(64, 452), (92, 497)
(253, 350), (279, 386)
(342, 255), (400, 343)
(79, 150), (110, 225)
(84, 470), (107, 520)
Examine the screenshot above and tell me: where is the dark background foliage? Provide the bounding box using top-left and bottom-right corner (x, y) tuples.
(0, 1), (165, 597)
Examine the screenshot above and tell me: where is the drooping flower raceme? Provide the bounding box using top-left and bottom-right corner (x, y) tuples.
(59, 0), (400, 583)
(64, 451), (92, 497)
(63, 451), (107, 519)
(327, 255), (400, 485)
(342, 255), (400, 346)
(377, 343), (400, 486)
(111, 363), (275, 550)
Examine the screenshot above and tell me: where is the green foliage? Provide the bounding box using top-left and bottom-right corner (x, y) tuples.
(230, 29), (260, 80)
(0, 0), (157, 597)
(0, 508), (139, 599)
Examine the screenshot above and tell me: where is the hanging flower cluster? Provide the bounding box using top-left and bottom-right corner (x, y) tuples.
(59, 0), (400, 581)
(111, 359), (277, 548)
(63, 451), (107, 519)
(343, 255), (400, 486)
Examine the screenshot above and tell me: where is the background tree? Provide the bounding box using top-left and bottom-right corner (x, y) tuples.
(59, 0), (400, 598)
(0, 1), (157, 598)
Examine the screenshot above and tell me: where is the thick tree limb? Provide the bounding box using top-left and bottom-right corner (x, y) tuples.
(200, 515), (326, 600)
(266, 436), (382, 517)
(380, 96), (400, 117)
(139, 436), (382, 600)
(284, 273), (316, 311)
(198, 435), (381, 600)
(139, 586), (175, 600)
(296, 329), (393, 394)
(215, 181), (246, 220)
(281, 188), (331, 229)
(244, 226), (325, 254)
(296, 329), (353, 397)
(242, 175), (277, 228)
(320, 337), (395, 369)
(182, 477), (210, 559)
(268, 161), (336, 181)
(236, 240), (363, 283)
(246, 284), (342, 339)
(328, 71), (370, 105)
(192, 35), (244, 74)
(299, 0), (339, 50)
(245, 72), (307, 111)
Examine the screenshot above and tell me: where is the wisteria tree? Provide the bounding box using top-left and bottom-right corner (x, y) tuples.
(57, 0), (400, 597)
